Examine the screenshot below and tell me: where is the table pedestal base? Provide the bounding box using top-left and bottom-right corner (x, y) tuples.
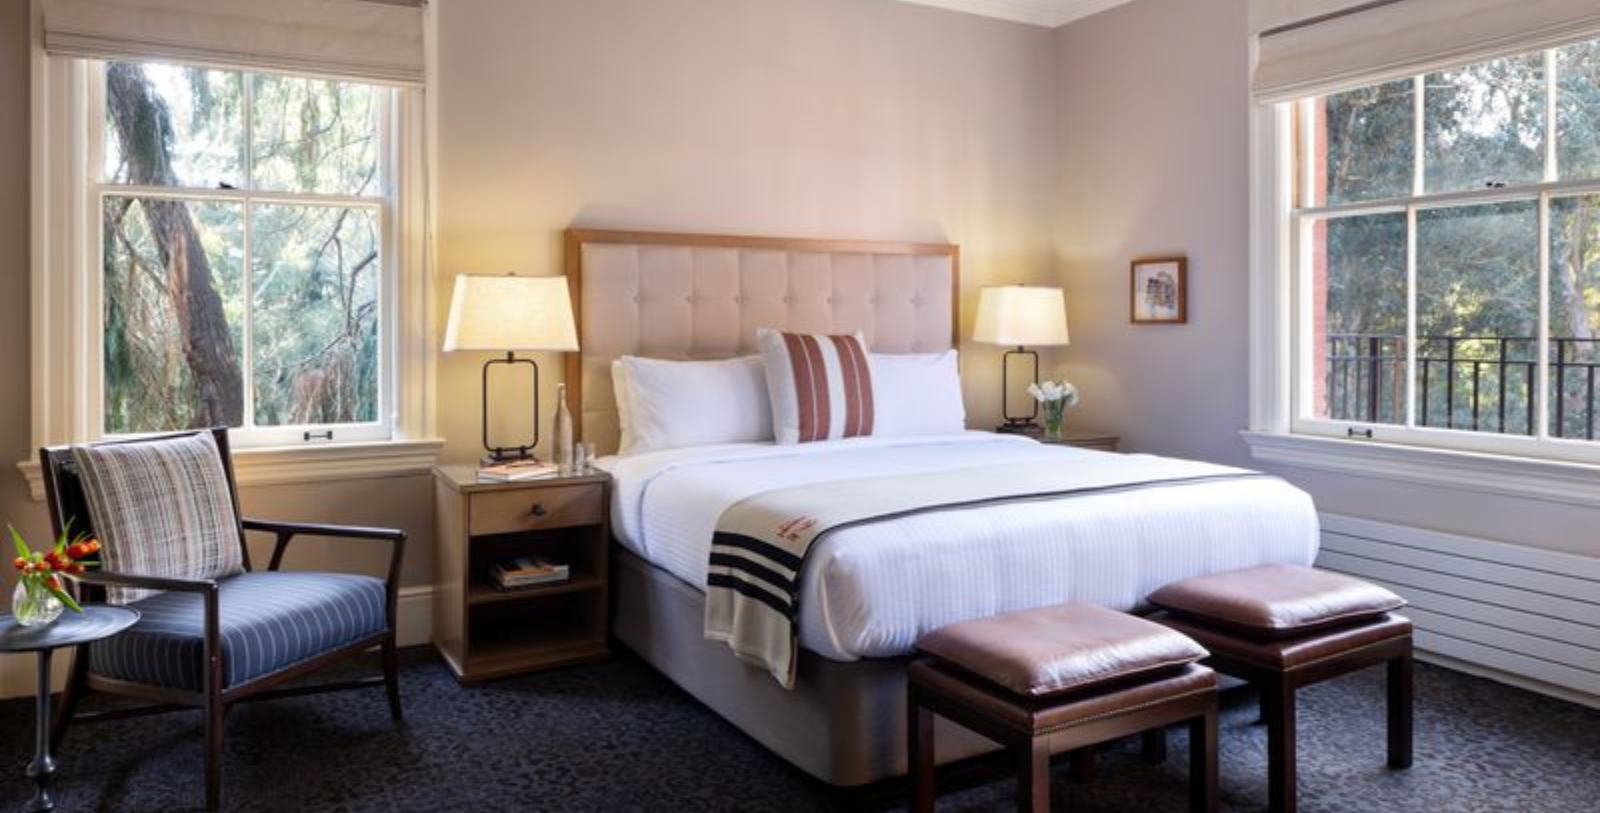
(25, 647), (57, 812)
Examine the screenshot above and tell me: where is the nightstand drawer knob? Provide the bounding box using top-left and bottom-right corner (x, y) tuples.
(530, 503), (548, 518)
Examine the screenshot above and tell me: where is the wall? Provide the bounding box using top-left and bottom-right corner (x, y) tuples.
(0, 0), (39, 698)
(1053, 0), (1252, 466)
(1052, 0), (1600, 565)
(432, 0), (1060, 451)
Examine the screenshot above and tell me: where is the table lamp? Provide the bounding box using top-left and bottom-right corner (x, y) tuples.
(973, 285), (1070, 434)
(443, 274), (580, 464)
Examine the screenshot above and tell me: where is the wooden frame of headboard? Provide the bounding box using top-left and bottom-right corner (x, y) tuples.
(562, 228), (960, 448)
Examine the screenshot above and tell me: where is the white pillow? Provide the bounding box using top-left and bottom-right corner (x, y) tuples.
(757, 329), (876, 444)
(613, 355), (773, 455)
(610, 359), (636, 455)
(869, 350), (967, 436)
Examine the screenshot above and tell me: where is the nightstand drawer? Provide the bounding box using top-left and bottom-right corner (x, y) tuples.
(469, 484), (604, 536)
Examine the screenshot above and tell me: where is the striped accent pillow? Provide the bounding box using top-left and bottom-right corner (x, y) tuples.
(73, 431), (246, 604)
(757, 329), (876, 444)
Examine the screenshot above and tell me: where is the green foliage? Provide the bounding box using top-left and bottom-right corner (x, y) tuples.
(101, 61), (383, 435)
(1316, 40), (1600, 438)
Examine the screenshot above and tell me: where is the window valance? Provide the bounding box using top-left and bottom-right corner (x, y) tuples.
(1251, 0), (1600, 103)
(41, 0), (425, 85)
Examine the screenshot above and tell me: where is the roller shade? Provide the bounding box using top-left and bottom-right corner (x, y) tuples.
(42, 0), (425, 86)
(1251, 0), (1600, 103)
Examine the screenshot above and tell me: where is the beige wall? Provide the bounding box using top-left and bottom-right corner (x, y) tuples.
(1053, 0), (1251, 466)
(1, 0), (44, 695)
(1056, 0), (1600, 559)
(433, 0), (1060, 452)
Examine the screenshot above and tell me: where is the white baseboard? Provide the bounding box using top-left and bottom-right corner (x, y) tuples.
(1416, 650), (1600, 711)
(0, 585), (438, 700)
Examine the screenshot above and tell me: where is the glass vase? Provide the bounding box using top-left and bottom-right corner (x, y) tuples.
(12, 579), (64, 628)
(1041, 401), (1066, 439)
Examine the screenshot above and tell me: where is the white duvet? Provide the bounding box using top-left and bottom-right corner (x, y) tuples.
(601, 432), (1319, 662)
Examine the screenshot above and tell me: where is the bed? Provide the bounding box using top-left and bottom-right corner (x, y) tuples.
(562, 228), (1319, 786)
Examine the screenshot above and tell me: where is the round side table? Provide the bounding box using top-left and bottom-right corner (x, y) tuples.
(0, 605), (139, 812)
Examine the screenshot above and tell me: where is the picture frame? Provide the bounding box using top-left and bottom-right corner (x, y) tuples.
(1130, 256), (1187, 324)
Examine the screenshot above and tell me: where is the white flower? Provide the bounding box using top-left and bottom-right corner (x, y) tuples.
(1027, 379), (1079, 407)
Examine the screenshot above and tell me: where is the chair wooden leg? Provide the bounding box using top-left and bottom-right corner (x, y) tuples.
(48, 649), (89, 748)
(1190, 706), (1218, 813)
(1263, 681), (1297, 813)
(909, 687), (936, 813)
(1388, 651), (1414, 769)
(1017, 737), (1051, 813)
(383, 636), (403, 721)
(205, 697), (225, 811)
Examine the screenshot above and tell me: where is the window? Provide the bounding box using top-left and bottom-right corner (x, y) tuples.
(98, 61), (389, 444)
(1285, 37), (1600, 460)
(25, 0), (436, 498)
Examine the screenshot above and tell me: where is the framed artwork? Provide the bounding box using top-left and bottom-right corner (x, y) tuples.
(1130, 256), (1187, 324)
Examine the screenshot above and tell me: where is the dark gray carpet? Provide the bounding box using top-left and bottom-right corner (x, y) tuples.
(2, 646), (1596, 812)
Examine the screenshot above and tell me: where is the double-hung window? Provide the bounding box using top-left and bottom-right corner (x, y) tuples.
(26, 0), (434, 496)
(97, 61), (392, 444)
(1251, 1), (1600, 469)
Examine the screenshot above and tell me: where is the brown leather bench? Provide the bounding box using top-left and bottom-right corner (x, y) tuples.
(1148, 564), (1413, 813)
(908, 603), (1218, 813)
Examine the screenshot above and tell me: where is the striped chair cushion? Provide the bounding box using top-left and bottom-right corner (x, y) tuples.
(87, 571), (387, 692)
(757, 329), (875, 444)
(73, 431), (245, 604)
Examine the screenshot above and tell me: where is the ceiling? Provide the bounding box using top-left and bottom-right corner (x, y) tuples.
(891, 0), (1136, 28)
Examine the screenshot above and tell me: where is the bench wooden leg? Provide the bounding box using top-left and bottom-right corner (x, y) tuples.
(1190, 706), (1218, 813)
(1388, 651), (1414, 769)
(909, 687), (936, 813)
(1018, 737), (1051, 813)
(1141, 728), (1169, 764)
(1069, 746), (1097, 782)
(1262, 679), (1297, 813)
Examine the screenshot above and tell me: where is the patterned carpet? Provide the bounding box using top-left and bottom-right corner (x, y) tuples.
(1, 645), (1597, 812)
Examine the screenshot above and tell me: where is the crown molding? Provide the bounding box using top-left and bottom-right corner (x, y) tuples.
(892, 0), (1134, 28)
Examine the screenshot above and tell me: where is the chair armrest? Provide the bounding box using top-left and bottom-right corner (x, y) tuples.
(74, 570), (220, 595)
(241, 518), (406, 588)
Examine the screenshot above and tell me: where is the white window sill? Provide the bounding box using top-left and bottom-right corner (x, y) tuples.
(1241, 431), (1600, 508)
(16, 437), (446, 502)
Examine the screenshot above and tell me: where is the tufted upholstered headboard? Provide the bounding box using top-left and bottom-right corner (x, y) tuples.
(563, 229), (959, 453)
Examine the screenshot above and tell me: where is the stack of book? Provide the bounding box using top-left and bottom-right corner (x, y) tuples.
(477, 460), (560, 482)
(490, 556), (570, 590)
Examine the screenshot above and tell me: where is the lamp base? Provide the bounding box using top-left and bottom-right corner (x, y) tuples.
(994, 421), (1042, 438)
(480, 449), (537, 468)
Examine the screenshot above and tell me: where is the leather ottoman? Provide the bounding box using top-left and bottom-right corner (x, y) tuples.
(909, 602), (1218, 813)
(1148, 564), (1414, 813)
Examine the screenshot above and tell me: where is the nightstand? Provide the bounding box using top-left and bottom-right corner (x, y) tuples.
(1038, 428), (1120, 452)
(432, 465), (611, 683)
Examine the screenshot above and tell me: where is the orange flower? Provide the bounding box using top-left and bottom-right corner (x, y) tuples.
(8, 523), (96, 614)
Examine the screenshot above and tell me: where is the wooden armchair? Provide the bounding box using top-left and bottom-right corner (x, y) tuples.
(39, 428), (406, 811)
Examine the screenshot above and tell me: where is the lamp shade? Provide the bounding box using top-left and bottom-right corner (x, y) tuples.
(972, 286), (1070, 347)
(442, 274), (580, 352)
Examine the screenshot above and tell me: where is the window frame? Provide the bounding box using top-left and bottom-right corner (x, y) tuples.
(90, 62), (395, 445)
(1246, 54), (1600, 506)
(22, 52), (440, 499)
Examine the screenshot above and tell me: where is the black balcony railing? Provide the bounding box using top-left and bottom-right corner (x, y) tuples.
(1325, 333), (1600, 440)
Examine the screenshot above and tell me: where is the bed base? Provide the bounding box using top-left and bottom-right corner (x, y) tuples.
(611, 545), (1002, 786)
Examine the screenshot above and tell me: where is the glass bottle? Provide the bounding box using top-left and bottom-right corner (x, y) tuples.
(552, 383), (574, 473)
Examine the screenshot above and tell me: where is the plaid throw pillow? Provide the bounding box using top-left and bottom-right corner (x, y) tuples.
(73, 431), (246, 604)
(757, 329), (875, 444)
